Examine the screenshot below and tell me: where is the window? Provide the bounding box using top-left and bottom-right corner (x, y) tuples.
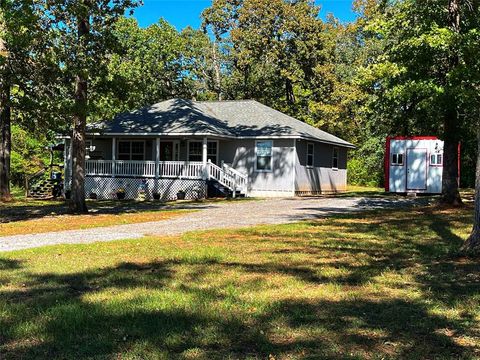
(391, 153), (404, 166)
(255, 140), (273, 171)
(188, 141), (218, 163)
(306, 143), (314, 167)
(207, 141), (218, 164)
(332, 147), (339, 169)
(118, 140), (145, 161)
(430, 153), (443, 166)
(188, 142), (202, 161)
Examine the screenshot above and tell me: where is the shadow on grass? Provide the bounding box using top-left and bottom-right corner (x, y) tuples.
(0, 207), (478, 358)
(0, 200), (216, 224)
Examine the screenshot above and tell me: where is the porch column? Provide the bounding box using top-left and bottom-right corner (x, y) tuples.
(155, 137), (160, 178)
(202, 136), (208, 180)
(112, 137), (116, 178)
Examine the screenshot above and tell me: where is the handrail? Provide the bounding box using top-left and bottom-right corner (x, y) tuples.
(223, 163), (248, 182)
(26, 168), (48, 197)
(26, 164), (63, 197)
(208, 161), (248, 195)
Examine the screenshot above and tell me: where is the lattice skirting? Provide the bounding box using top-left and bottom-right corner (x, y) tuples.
(72, 177), (207, 201)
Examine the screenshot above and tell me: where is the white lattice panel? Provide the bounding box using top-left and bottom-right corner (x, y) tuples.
(81, 177), (206, 201)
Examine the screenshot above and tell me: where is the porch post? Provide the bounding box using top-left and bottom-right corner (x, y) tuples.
(112, 137), (116, 178)
(202, 136), (208, 180)
(155, 137), (160, 178)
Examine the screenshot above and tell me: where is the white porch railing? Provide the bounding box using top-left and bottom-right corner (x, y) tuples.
(159, 161), (204, 179)
(85, 160), (248, 194)
(208, 161), (248, 194)
(86, 160), (204, 179)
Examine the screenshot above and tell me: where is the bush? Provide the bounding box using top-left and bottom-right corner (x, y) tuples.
(10, 125), (50, 187)
(347, 137), (385, 187)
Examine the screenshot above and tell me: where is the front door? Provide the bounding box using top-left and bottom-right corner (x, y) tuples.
(406, 148), (427, 190)
(160, 142), (174, 161)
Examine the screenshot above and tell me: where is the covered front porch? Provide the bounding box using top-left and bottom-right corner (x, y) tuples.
(78, 136), (219, 178)
(64, 136), (248, 200)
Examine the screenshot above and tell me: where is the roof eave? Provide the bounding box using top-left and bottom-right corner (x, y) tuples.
(82, 131), (355, 148)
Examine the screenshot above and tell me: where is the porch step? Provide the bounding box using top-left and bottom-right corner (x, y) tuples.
(28, 178), (62, 199)
(207, 180), (245, 198)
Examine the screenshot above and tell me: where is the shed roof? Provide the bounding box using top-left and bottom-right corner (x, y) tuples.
(89, 98), (355, 148)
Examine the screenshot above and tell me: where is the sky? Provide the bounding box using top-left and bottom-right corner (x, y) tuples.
(132, 0), (357, 30)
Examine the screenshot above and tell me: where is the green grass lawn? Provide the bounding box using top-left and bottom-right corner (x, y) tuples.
(0, 205), (478, 359)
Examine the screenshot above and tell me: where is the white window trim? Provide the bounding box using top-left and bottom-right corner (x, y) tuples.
(255, 140), (273, 173)
(117, 140), (146, 161)
(332, 146), (339, 170)
(159, 140), (180, 161)
(430, 153), (443, 166)
(207, 140), (219, 163)
(391, 153), (404, 166)
(188, 140), (219, 163)
(306, 142), (314, 168)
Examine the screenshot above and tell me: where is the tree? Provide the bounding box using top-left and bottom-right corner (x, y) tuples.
(354, 0), (480, 202)
(103, 17), (201, 115)
(0, 0), (47, 201)
(42, 0), (139, 213)
(462, 124), (480, 252)
(0, 26), (10, 201)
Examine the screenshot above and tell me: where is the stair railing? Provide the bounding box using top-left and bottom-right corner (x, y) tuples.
(207, 161), (248, 196)
(26, 164), (63, 198)
(222, 163), (248, 192)
(26, 167), (48, 197)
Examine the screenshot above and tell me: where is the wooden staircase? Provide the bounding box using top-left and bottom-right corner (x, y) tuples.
(27, 166), (63, 199)
(29, 178), (62, 199)
(207, 161), (248, 198)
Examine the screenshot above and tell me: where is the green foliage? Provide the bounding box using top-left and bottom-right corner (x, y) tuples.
(3, 0), (479, 190)
(10, 125), (50, 186)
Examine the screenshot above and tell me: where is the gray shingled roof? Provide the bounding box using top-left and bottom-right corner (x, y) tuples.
(89, 98), (355, 148)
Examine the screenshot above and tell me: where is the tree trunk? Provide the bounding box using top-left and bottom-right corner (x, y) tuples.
(440, 0), (462, 206)
(461, 122), (480, 252)
(212, 38), (222, 101)
(0, 84), (11, 202)
(69, 15), (89, 214)
(0, 26), (11, 202)
(441, 108), (462, 205)
(285, 78), (295, 105)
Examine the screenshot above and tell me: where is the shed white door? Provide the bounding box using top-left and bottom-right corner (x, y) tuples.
(406, 148), (427, 190)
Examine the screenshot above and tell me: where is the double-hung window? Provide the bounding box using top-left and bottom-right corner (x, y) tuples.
(332, 147), (339, 169)
(118, 140), (145, 160)
(306, 143), (314, 167)
(188, 141), (202, 162)
(430, 153), (443, 166)
(391, 153), (404, 166)
(255, 140), (273, 172)
(188, 141), (218, 164)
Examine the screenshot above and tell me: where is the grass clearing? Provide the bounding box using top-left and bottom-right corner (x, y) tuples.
(1, 205), (479, 359)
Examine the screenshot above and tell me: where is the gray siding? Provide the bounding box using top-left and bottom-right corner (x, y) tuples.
(222, 139), (295, 196)
(72, 136), (348, 196)
(295, 140), (348, 193)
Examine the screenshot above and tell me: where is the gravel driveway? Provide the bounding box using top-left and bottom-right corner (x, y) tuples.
(0, 196), (427, 252)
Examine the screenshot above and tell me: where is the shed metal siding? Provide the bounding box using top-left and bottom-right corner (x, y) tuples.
(388, 138), (444, 194)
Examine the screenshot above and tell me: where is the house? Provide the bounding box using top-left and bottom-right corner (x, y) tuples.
(63, 99), (355, 200)
(385, 136), (459, 194)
